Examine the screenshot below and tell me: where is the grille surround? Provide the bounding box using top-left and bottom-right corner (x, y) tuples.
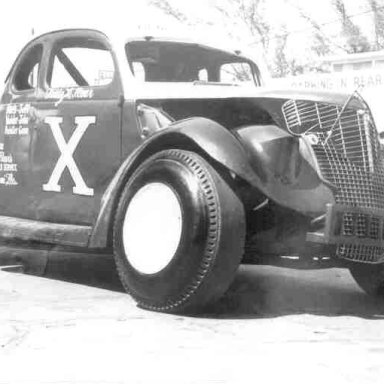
(283, 99), (384, 263)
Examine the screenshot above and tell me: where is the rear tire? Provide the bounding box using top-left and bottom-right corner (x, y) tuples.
(113, 149), (245, 313)
(349, 263), (384, 296)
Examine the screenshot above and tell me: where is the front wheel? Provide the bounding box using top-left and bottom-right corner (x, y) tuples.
(349, 263), (384, 296)
(113, 149), (245, 313)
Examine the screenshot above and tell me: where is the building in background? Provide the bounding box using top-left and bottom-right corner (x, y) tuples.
(323, 50), (384, 72)
(270, 49), (384, 131)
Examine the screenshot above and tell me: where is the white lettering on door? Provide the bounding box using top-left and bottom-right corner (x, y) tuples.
(43, 116), (96, 196)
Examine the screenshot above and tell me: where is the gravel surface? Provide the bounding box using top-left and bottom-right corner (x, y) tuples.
(1, 252), (384, 384)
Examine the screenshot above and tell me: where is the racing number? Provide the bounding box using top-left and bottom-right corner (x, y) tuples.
(43, 116), (96, 196)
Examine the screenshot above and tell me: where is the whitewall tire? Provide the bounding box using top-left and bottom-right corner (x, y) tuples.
(113, 149), (245, 313)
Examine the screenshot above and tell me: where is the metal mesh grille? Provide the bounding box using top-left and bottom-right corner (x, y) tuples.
(337, 244), (384, 263)
(339, 211), (381, 239)
(283, 99), (384, 263)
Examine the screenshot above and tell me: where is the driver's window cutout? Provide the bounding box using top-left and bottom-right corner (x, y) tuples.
(49, 44), (115, 88)
(13, 44), (43, 91)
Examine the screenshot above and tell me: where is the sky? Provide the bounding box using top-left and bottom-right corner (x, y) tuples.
(0, 0), (171, 83)
(0, 0), (224, 82)
(0, 0), (378, 85)
(0, 0), (274, 91)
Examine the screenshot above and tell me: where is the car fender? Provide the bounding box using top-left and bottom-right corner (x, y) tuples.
(89, 117), (334, 248)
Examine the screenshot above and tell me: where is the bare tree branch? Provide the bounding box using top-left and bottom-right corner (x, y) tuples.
(214, 0), (270, 49)
(149, 0), (189, 24)
(295, 7), (345, 55)
(332, 0), (371, 53)
(366, 0), (384, 49)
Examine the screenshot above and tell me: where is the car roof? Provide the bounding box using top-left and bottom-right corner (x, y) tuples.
(44, 28), (247, 57)
(5, 29), (109, 82)
(8, 27), (249, 72)
(5, 28), (258, 86)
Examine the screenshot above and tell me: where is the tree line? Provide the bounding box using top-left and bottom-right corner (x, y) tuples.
(149, 0), (384, 77)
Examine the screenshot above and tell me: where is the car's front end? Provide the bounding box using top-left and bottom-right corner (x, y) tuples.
(110, 34), (384, 306)
(231, 88), (384, 268)
(283, 93), (384, 265)
(119, 36), (384, 266)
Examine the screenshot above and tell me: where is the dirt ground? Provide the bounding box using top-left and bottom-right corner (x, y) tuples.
(1, 251), (384, 384)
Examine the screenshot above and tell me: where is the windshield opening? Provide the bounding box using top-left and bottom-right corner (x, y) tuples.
(126, 41), (258, 86)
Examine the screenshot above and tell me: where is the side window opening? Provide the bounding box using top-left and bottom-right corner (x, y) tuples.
(220, 62), (253, 84)
(28, 63), (39, 88)
(49, 41), (115, 88)
(198, 68), (208, 81)
(131, 62), (145, 81)
(13, 44), (43, 91)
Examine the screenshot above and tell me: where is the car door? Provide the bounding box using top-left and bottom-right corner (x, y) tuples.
(32, 31), (123, 225)
(0, 42), (44, 219)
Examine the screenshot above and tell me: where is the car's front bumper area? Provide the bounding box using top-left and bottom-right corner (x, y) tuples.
(307, 204), (384, 264)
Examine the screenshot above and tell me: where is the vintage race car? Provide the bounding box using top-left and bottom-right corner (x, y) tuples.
(1, 28), (384, 313)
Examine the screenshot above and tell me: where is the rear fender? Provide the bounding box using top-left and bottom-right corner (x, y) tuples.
(89, 117), (333, 248)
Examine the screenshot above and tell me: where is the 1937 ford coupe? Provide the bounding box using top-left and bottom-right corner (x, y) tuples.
(1, 28), (384, 313)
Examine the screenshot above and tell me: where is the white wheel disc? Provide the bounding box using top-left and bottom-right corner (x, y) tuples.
(122, 182), (183, 274)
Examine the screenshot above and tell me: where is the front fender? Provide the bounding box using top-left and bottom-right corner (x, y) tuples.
(89, 117), (334, 248)
(235, 124), (335, 213)
(89, 117), (260, 248)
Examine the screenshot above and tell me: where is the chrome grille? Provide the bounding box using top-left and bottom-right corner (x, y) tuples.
(339, 211), (381, 239)
(337, 244), (384, 263)
(283, 99), (384, 263)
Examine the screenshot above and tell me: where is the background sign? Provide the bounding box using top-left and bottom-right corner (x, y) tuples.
(271, 69), (384, 132)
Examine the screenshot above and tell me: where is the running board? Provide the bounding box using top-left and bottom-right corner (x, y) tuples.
(0, 216), (91, 247)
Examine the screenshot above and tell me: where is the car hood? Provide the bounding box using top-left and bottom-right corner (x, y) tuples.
(129, 82), (363, 109)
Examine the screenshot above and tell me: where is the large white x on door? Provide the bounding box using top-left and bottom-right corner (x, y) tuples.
(31, 96), (122, 225)
(43, 116), (96, 196)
